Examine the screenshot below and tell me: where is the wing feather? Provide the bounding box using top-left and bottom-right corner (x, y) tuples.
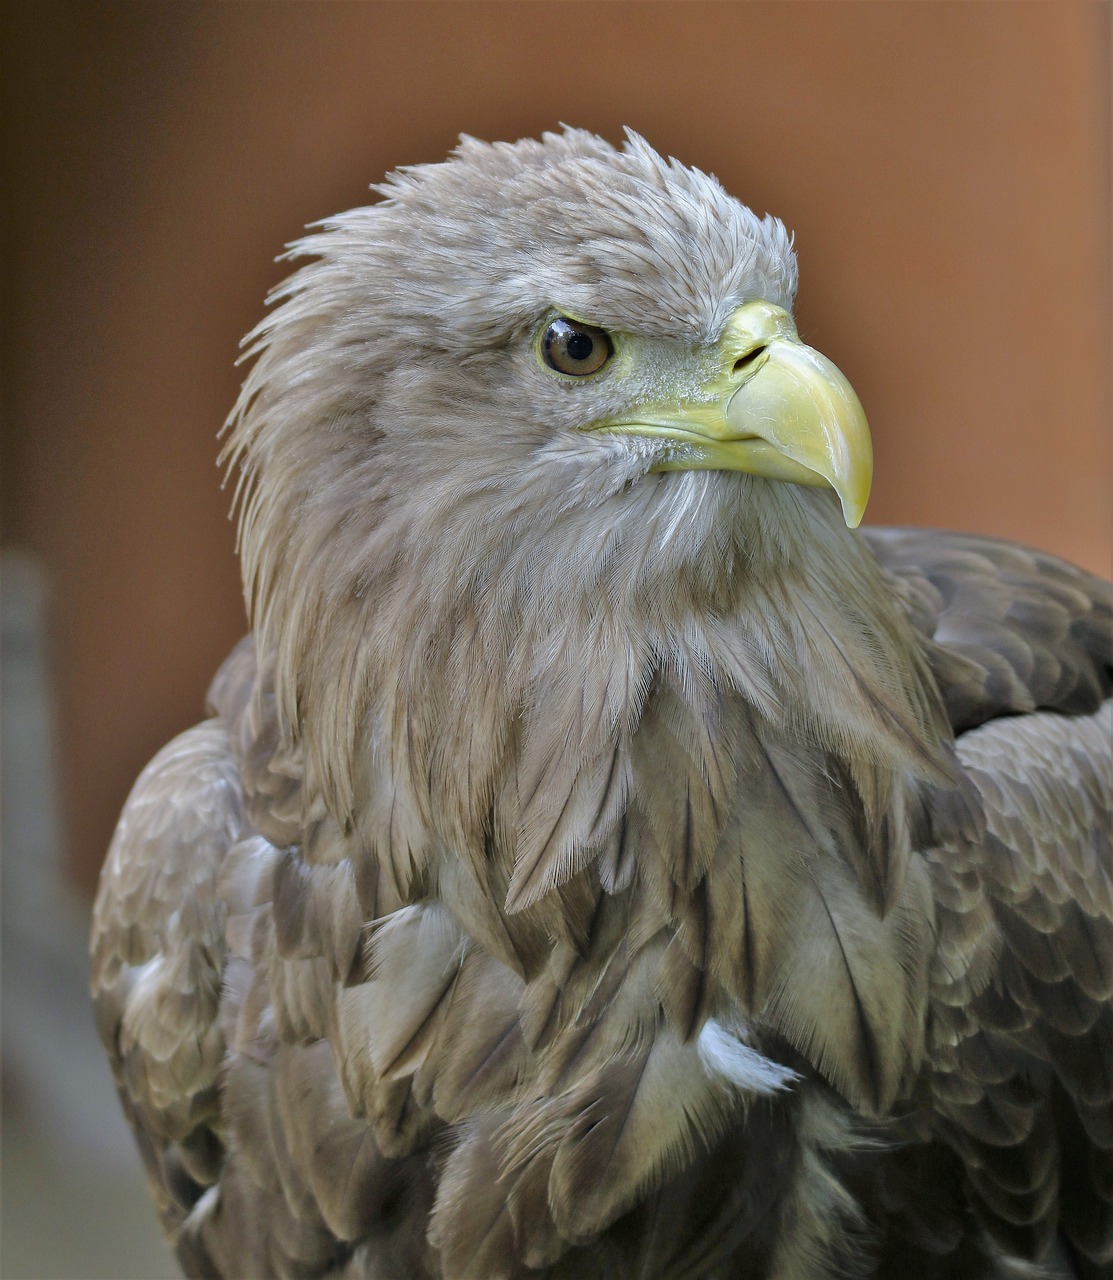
(90, 720), (245, 1234)
(928, 701), (1113, 1269)
(865, 527), (1112, 729)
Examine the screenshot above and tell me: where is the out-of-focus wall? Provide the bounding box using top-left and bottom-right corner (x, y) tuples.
(3, 1), (1110, 895)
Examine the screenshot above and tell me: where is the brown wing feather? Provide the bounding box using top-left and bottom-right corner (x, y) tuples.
(928, 703), (1112, 1273)
(89, 719), (246, 1236)
(869, 530), (1112, 1274)
(864, 527), (1112, 729)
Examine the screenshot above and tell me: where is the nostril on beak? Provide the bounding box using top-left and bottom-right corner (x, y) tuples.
(732, 346), (767, 378)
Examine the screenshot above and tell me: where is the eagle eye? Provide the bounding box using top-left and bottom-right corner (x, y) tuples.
(540, 317), (613, 377)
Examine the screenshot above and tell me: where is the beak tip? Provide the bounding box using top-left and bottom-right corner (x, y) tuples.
(840, 493), (867, 528)
(838, 476), (871, 528)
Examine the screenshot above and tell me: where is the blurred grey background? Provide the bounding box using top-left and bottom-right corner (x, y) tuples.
(2, 556), (174, 1277)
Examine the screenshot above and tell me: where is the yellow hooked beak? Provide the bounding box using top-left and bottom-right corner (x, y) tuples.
(591, 301), (873, 527)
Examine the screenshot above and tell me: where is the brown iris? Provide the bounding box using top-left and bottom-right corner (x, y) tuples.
(540, 317), (613, 377)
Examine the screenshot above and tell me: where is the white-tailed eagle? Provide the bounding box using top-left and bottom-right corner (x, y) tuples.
(91, 130), (1112, 1280)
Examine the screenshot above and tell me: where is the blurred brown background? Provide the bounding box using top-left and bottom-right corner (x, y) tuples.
(3, 1), (1111, 898)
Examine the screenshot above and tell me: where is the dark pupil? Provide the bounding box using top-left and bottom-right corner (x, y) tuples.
(564, 329), (595, 363)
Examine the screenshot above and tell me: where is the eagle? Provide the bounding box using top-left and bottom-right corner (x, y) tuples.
(90, 129), (1112, 1279)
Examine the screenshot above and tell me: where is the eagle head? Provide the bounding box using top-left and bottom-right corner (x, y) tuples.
(223, 129), (928, 841)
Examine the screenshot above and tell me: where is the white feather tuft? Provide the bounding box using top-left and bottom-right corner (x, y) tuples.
(697, 1019), (799, 1095)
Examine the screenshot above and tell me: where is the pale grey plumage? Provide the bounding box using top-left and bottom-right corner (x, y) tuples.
(91, 129), (1112, 1279)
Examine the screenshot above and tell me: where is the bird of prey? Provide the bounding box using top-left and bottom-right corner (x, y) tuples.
(90, 129), (1112, 1280)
